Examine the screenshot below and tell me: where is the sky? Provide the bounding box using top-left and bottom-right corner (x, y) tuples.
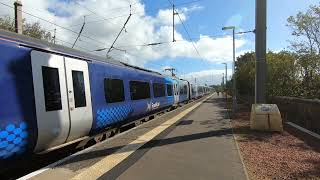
(0, 0), (319, 85)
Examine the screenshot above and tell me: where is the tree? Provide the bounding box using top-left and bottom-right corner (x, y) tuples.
(0, 16), (15, 32)
(234, 51), (309, 98)
(287, 5), (320, 54)
(287, 4), (320, 98)
(266, 51), (300, 97)
(232, 4), (320, 100)
(0, 16), (52, 42)
(234, 52), (255, 96)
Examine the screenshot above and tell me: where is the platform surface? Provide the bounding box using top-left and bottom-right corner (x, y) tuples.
(25, 95), (247, 180)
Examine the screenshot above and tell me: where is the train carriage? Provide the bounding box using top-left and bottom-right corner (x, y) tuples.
(0, 29), (211, 161)
(0, 30), (177, 160)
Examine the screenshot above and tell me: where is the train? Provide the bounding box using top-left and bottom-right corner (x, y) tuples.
(0, 29), (212, 161)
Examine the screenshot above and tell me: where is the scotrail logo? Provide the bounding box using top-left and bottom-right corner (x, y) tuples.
(147, 102), (160, 111)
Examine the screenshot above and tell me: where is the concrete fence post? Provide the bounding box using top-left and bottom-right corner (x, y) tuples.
(14, 0), (23, 34)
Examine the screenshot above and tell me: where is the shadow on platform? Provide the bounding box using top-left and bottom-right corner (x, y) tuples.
(59, 96), (240, 167)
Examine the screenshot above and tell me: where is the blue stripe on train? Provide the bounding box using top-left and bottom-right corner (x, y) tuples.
(95, 104), (134, 130)
(0, 122), (28, 159)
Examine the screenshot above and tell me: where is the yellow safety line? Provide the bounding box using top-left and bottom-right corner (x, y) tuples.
(72, 94), (213, 180)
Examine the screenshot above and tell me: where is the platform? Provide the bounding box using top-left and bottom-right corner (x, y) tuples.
(21, 95), (247, 180)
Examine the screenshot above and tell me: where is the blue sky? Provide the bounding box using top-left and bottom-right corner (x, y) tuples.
(142, 0), (319, 81)
(1, 0), (318, 85)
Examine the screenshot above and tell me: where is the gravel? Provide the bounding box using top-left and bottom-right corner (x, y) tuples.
(232, 106), (320, 180)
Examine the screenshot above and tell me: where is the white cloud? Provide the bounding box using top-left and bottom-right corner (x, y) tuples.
(181, 4), (204, 13)
(1, 0), (250, 67)
(156, 9), (186, 26)
(183, 69), (233, 85)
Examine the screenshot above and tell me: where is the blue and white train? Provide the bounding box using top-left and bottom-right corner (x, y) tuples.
(0, 30), (211, 161)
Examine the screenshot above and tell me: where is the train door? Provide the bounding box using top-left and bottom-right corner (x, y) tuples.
(31, 51), (70, 151)
(173, 82), (179, 104)
(64, 57), (93, 142)
(31, 51), (93, 151)
(189, 83), (193, 99)
(187, 82), (191, 100)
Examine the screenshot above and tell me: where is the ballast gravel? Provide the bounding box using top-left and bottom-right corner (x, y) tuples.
(232, 108), (320, 180)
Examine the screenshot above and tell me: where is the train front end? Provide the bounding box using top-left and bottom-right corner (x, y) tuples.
(0, 40), (37, 161)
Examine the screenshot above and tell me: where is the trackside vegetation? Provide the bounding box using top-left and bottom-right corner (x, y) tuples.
(232, 4), (320, 99)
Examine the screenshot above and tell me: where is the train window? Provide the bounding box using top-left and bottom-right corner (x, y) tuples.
(72, 71), (87, 108)
(198, 87), (202, 93)
(153, 83), (166, 98)
(184, 85), (188, 94)
(192, 86), (196, 94)
(179, 85), (184, 94)
(175, 84), (179, 95)
(130, 81), (150, 100)
(104, 78), (125, 103)
(167, 84), (173, 96)
(42, 66), (62, 111)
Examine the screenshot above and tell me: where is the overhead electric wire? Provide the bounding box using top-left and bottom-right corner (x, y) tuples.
(72, 16), (86, 48)
(54, 37), (93, 52)
(102, 32), (238, 50)
(67, 0), (204, 28)
(0, 0), (208, 51)
(0, 0), (210, 76)
(236, 30), (255, 34)
(74, 1), (119, 27)
(78, 0), (140, 14)
(10, 3), (101, 46)
(106, 6), (132, 55)
(108, 48), (167, 70)
(0, 1), (110, 49)
(167, 0), (206, 62)
(73, 0), (149, 53)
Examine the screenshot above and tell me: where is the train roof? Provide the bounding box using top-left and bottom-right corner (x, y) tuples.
(0, 29), (162, 76)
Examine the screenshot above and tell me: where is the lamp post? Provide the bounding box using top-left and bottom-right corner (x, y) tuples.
(222, 63), (228, 105)
(222, 73), (224, 87)
(222, 63), (227, 89)
(222, 26), (237, 114)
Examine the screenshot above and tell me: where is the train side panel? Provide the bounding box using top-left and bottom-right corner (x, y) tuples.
(150, 76), (173, 111)
(0, 41), (37, 160)
(88, 61), (133, 132)
(88, 61), (174, 134)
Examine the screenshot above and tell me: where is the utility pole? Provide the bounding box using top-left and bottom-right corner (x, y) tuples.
(173, 3), (175, 42)
(53, 28), (56, 44)
(164, 67), (176, 77)
(107, 6), (132, 55)
(172, 1), (178, 42)
(222, 73), (224, 87)
(232, 27), (237, 113)
(14, 0), (22, 34)
(222, 63), (227, 88)
(222, 26), (237, 113)
(255, 0), (267, 103)
(72, 16), (86, 48)
(222, 63), (228, 105)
